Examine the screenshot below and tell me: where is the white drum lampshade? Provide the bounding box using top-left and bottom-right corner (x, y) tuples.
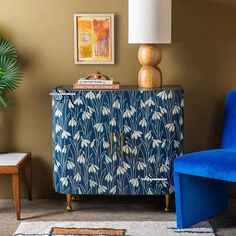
(128, 0), (172, 88)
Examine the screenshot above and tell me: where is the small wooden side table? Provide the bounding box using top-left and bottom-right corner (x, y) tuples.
(0, 152), (32, 220)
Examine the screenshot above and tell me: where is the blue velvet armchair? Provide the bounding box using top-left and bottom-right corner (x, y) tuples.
(174, 91), (236, 228)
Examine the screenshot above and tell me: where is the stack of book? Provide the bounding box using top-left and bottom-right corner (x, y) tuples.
(73, 78), (120, 90)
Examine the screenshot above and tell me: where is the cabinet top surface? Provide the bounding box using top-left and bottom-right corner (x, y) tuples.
(52, 85), (183, 92)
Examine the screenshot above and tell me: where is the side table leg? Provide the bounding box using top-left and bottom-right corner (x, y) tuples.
(66, 194), (72, 211)
(25, 158), (32, 201)
(165, 194), (170, 212)
(12, 173), (21, 220)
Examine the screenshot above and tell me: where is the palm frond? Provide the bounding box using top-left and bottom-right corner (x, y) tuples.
(0, 38), (17, 59)
(0, 37), (21, 107)
(0, 56), (21, 91)
(0, 95), (7, 107)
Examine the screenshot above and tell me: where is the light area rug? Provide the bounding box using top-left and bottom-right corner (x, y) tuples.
(14, 221), (215, 236)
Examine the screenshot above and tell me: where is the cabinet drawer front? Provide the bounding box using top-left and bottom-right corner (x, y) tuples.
(117, 89), (184, 195)
(52, 90), (120, 195)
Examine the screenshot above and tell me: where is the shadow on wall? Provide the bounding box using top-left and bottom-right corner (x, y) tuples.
(172, 0), (236, 153)
(0, 98), (17, 151)
(0, 27), (36, 151)
(32, 155), (61, 199)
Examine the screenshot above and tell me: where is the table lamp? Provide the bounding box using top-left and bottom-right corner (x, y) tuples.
(128, 0), (172, 88)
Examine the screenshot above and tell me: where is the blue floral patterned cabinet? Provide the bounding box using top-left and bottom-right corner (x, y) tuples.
(51, 86), (184, 210)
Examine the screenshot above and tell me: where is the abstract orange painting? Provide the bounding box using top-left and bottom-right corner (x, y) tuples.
(74, 14), (114, 64)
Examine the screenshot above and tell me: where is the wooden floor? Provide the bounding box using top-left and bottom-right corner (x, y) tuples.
(0, 197), (236, 236)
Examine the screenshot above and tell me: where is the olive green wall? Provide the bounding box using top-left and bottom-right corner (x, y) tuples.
(0, 0), (236, 198)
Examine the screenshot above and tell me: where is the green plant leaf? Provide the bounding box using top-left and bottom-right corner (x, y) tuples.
(0, 37), (21, 107)
(0, 95), (7, 108)
(0, 38), (17, 59)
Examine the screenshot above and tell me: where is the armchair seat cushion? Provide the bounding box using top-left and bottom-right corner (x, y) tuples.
(174, 149), (236, 182)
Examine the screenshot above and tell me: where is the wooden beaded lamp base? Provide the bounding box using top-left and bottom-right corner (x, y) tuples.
(138, 44), (162, 88)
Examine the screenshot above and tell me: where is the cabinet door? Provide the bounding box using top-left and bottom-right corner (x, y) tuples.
(117, 89), (183, 195)
(52, 90), (120, 195)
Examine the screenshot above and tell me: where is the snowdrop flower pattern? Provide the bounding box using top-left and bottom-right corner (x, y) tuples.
(148, 155), (156, 163)
(67, 161), (75, 170)
(77, 154), (85, 164)
(68, 100), (75, 109)
(102, 140), (109, 149)
(113, 100), (120, 109)
(96, 92), (102, 99)
(165, 123), (175, 132)
(168, 91), (173, 99)
(110, 118), (116, 126)
(85, 91), (96, 100)
(55, 124), (62, 133)
(61, 130), (71, 139)
(129, 178), (139, 188)
(74, 131), (80, 140)
(54, 160), (60, 172)
(117, 166), (126, 175)
(88, 164), (99, 173)
(94, 123), (104, 133)
(123, 144), (132, 154)
(112, 152), (117, 161)
(90, 139), (95, 148)
(81, 138), (90, 148)
(157, 91), (168, 100)
(131, 130), (142, 140)
(62, 146), (67, 154)
(74, 97), (83, 106)
(82, 111), (92, 120)
(89, 180), (97, 188)
(123, 161), (131, 170)
(172, 106), (181, 115)
(152, 111), (162, 120)
(52, 88), (183, 196)
(137, 162), (146, 171)
(68, 117), (77, 127)
(74, 172), (81, 182)
(123, 125), (131, 133)
(98, 185), (107, 194)
(145, 97), (155, 107)
(60, 177), (68, 187)
(87, 106), (95, 114)
(105, 155), (112, 164)
(132, 147), (137, 155)
(139, 118), (147, 127)
(55, 109), (62, 118)
(123, 109), (133, 118)
(152, 139), (162, 148)
(160, 106), (167, 114)
(55, 144), (61, 153)
(110, 186), (116, 194)
(174, 140), (180, 148)
(144, 131), (152, 140)
(140, 100), (145, 108)
(102, 106), (110, 115)
(105, 173), (113, 182)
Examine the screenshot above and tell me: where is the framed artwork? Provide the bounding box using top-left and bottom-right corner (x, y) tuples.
(74, 13), (115, 64)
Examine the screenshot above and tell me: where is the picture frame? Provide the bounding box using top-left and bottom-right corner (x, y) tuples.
(74, 13), (115, 64)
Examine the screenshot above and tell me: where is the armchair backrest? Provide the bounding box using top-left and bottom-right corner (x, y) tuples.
(222, 91), (236, 149)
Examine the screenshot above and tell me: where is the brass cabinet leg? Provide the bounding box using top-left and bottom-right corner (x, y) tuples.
(165, 194), (170, 212)
(66, 194), (72, 211)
